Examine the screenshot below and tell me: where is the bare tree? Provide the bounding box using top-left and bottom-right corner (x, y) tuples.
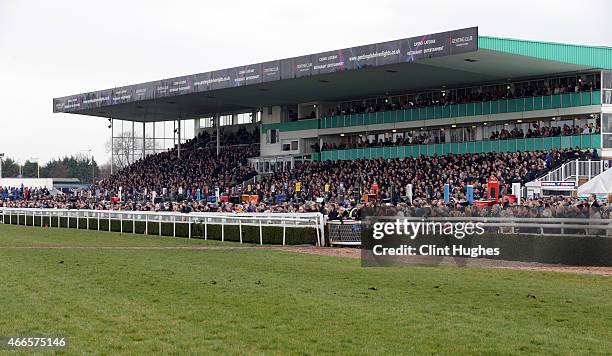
(106, 131), (158, 169)
(98, 163), (112, 180)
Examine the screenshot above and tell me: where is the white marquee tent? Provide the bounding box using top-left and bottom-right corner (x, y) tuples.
(578, 168), (612, 196)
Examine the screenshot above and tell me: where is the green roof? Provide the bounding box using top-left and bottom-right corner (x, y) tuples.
(479, 36), (612, 70)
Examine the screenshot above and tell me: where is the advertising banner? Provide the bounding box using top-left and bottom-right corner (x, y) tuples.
(53, 27), (478, 113)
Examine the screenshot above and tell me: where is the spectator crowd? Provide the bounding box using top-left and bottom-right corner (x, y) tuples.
(97, 144), (259, 202)
(1, 141), (600, 221)
(323, 79), (599, 118)
(489, 122), (599, 140)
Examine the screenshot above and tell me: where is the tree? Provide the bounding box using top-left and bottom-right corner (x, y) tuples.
(40, 155), (100, 183)
(1, 157), (20, 178)
(106, 131), (158, 169)
(22, 160), (39, 178)
(0, 155), (99, 182)
(42, 160), (69, 179)
(98, 163), (112, 180)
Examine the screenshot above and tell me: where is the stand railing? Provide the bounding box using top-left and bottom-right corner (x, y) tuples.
(535, 159), (604, 183)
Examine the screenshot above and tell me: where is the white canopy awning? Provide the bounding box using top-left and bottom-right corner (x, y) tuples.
(578, 168), (612, 195)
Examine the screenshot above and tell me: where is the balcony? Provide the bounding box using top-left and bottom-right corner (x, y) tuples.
(319, 134), (601, 161)
(320, 91), (601, 129)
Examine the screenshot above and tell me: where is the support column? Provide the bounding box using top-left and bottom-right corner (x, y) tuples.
(131, 121), (135, 164)
(110, 119), (114, 175)
(216, 114), (220, 157)
(178, 119), (182, 159)
(142, 122), (146, 159)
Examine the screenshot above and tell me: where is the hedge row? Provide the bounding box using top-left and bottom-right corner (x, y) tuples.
(1, 215), (318, 245)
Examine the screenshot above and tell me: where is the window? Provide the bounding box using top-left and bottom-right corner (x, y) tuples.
(450, 128), (464, 143)
(236, 113), (252, 125)
(267, 129), (279, 144)
(199, 117), (213, 128)
(220, 115), (232, 126)
(281, 140), (298, 151)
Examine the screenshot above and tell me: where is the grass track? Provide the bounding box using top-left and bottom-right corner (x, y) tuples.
(1, 224), (611, 354)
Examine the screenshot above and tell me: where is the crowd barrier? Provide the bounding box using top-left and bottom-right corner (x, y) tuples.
(0, 208), (326, 246)
(327, 216), (612, 246)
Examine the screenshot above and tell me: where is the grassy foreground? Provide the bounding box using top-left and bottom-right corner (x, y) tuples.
(0, 224), (611, 354)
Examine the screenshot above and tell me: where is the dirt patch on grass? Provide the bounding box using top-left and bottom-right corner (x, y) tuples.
(1, 244), (611, 276)
(272, 246), (612, 277)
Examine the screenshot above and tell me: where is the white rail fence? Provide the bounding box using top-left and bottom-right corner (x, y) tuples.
(328, 216), (612, 246)
(0, 208), (325, 246)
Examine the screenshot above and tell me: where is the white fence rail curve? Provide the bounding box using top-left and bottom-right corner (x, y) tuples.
(328, 216), (612, 246)
(0, 208), (326, 246)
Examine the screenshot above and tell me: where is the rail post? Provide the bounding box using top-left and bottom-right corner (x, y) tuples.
(239, 218), (243, 244)
(316, 220), (321, 246)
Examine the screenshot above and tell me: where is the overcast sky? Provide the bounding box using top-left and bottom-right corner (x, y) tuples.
(1, 0), (610, 165)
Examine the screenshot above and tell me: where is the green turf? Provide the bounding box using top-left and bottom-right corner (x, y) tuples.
(0, 224), (611, 354)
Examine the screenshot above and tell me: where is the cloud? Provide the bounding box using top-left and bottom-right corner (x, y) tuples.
(0, 0), (610, 164)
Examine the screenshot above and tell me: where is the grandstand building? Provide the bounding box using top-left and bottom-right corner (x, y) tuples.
(54, 26), (612, 178)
